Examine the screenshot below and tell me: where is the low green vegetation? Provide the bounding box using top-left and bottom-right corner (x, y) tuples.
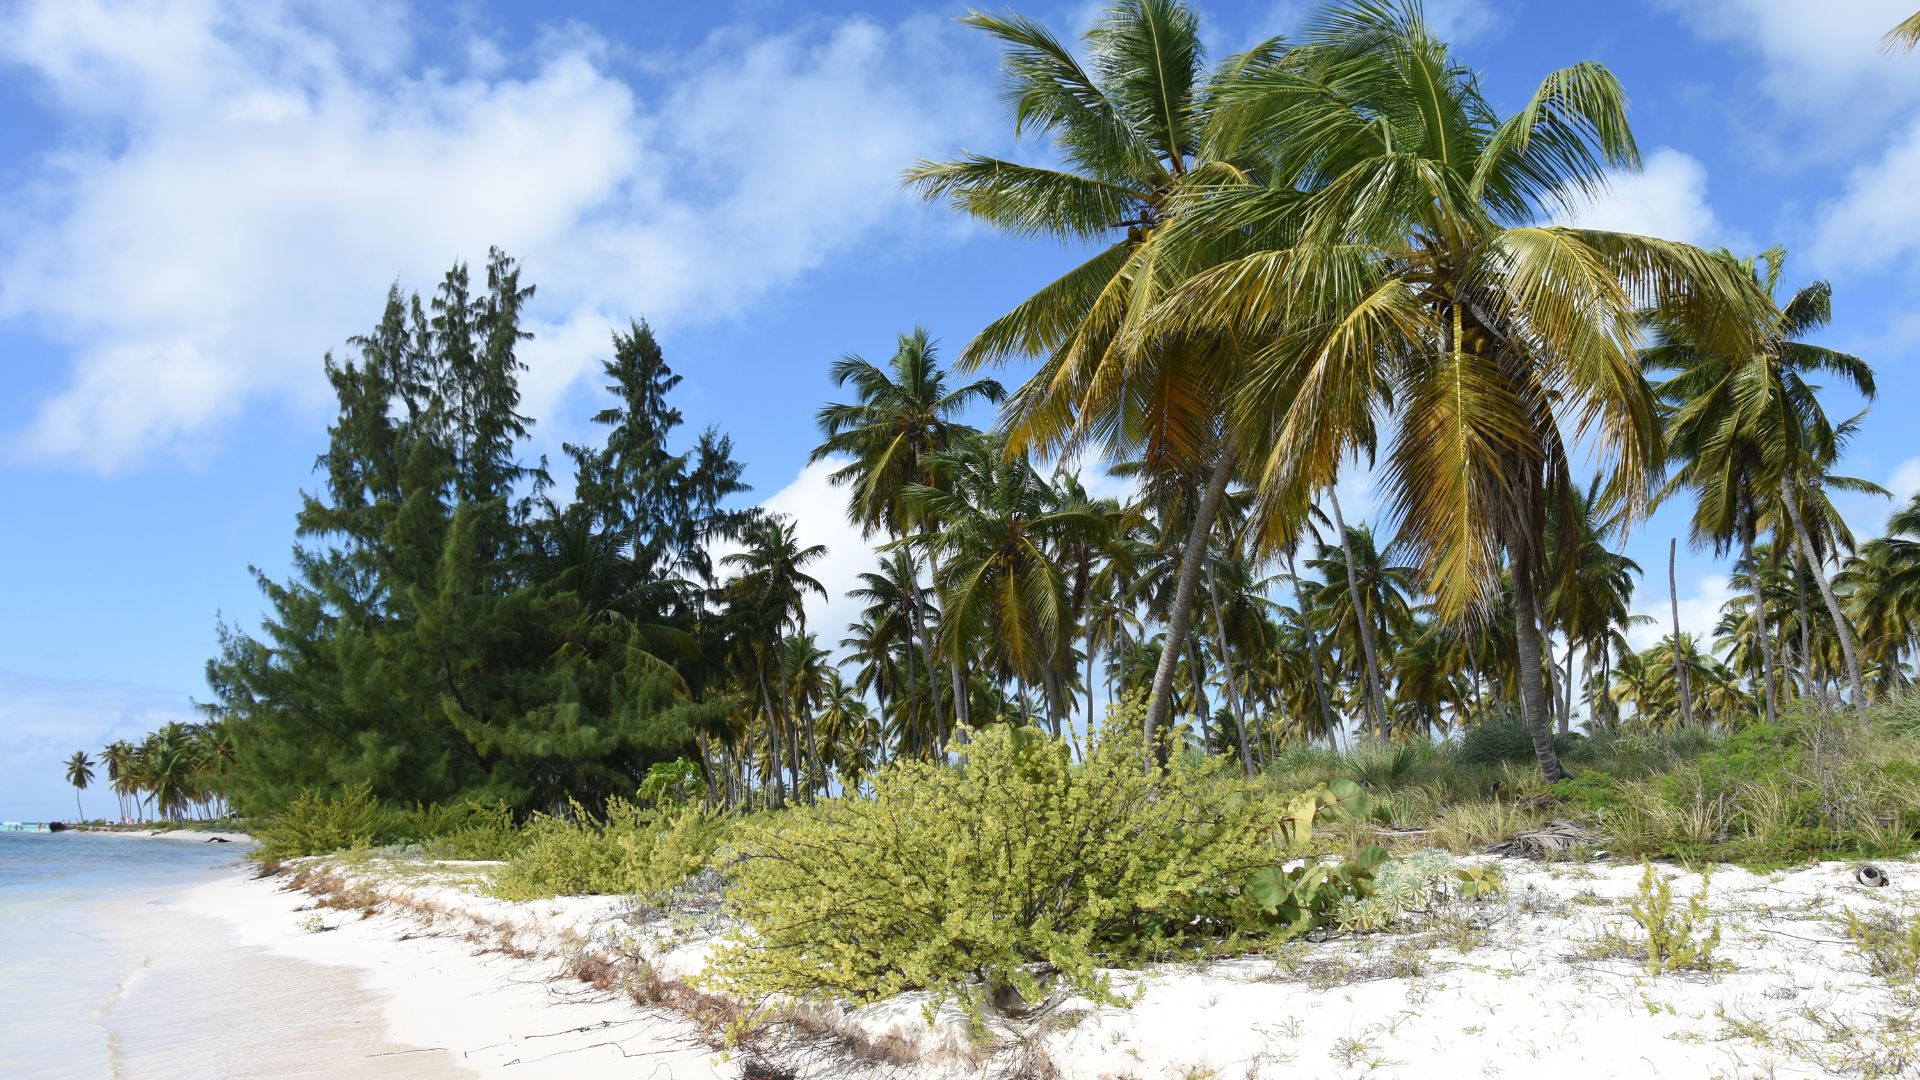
(490, 802), (731, 904)
(706, 719), (1286, 1011)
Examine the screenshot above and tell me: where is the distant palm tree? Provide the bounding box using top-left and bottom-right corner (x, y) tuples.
(902, 436), (1100, 734)
(64, 751), (95, 822)
(1650, 249), (1877, 721)
(722, 516), (828, 806)
(814, 327), (1002, 743)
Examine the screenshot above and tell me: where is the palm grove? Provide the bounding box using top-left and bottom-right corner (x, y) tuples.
(76, 1), (1920, 823)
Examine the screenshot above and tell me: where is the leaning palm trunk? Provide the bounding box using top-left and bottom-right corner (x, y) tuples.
(1208, 575), (1257, 775)
(1144, 449), (1236, 765)
(1287, 546), (1342, 743)
(1668, 538), (1696, 727)
(1511, 547), (1569, 782)
(1780, 474), (1868, 722)
(1789, 549), (1828, 712)
(1742, 509), (1781, 726)
(1329, 489), (1389, 741)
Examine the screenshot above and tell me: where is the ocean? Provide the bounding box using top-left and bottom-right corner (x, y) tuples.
(0, 831), (463, 1079)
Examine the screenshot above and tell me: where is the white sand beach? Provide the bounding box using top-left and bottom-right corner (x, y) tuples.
(181, 851), (1920, 1079)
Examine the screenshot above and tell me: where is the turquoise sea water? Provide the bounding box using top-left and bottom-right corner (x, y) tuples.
(0, 832), (463, 1079)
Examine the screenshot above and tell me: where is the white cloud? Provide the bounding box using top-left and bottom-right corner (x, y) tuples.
(1628, 573), (1735, 653)
(707, 455), (882, 652)
(1656, 0), (1920, 137)
(1419, 0), (1500, 44)
(1811, 115), (1920, 274)
(1557, 148), (1734, 248)
(0, 0), (994, 471)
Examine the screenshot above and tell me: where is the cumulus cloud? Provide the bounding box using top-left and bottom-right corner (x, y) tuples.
(1557, 148), (1734, 248)
(1812, 116), (1920, 274)
(0, 0), (995, 471)
(1655, 0), (1920, 138)
(743, 456), (882, 647)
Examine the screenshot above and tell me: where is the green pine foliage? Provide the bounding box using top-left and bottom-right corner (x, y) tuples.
(202, 252), (744, 819)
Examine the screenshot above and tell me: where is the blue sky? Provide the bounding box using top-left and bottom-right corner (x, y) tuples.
(3, 0), (1918, 819)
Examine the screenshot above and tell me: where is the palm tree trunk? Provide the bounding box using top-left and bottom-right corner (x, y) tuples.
(1669, 538), (1696, 728)
(1511, 544), (1568, 782)
(1207, 575), (1256, 775)
(1329, 489), (1389, 742)
(1789, 552), (1828, 712)
(1145, 449), (1235, 764)
(1084, 629), (1098, 746)
(1742, 511), (1781, 726)
(949, 662), (970, 739)
(1560, 644), (1577, 736)
(1780, 475), (1868, 722)
(1599, 636), (1614, 730)
(903, 547), (948, 749)
(755, 666), (786, 810)
(1186, 633), (1214, 754)
(1286, 546), (1341, 745)
(1541, 632), (1561, 736)
(696, 730), (717, 810)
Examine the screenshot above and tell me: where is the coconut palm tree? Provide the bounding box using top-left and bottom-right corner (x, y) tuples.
(1547, 479), (1642, 735)
(906, 0), (1293, 757)
(814, 328), (1002, 746)
(64, 751), (95, 822)
(721, 516), (828, 806)
(1649, 250), (1877, 722)
(1139, 1), (1764, 780)
(1839, 495), (1920, 691)
(901, 436), (1101, 734)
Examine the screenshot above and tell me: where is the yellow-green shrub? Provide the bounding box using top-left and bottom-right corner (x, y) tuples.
(252, 783), (381, 860)
(489, 801), (728, 902)
(704, 718), (1283, 1012)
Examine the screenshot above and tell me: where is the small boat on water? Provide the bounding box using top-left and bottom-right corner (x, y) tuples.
(0, 822), (53, 832)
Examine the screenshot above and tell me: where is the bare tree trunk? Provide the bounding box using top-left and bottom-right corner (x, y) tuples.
(1208, 575), (1256, 775)
(1512, 546), (1569, 782)
(1186, 633), (1214, 755)
(1742, 512), (1780, 727)
(1781, 475), (1868, 722)
(1669, 538), (1696, 728)
(1329, 489), (1389, 741)
(1286, 546), (1341, 745)
(1145, 449), (1236, 765)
